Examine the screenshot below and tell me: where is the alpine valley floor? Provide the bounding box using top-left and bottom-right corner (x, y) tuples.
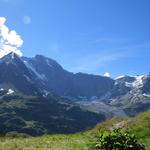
(0, 109), (150, 150)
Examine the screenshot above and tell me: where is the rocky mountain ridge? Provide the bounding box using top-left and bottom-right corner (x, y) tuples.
(0, 52), (149, 102)
(0, 52), (149, 135)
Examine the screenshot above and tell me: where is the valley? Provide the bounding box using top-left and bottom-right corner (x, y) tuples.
(0, 109), (150, 150)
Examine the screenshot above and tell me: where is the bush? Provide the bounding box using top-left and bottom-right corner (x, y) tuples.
(95, 129), (145, 150)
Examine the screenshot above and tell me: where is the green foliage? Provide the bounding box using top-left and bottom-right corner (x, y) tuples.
(95, 129), (145, 150)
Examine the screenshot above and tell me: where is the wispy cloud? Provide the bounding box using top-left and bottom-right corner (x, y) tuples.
(69, 43), (150, 74)
(70, 49), (124, 73)
(91, 37), (130, 45)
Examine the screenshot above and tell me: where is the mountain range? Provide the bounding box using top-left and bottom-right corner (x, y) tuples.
(0, 52), (149, 135)
(1, 52), (149, 99)
(0, 52), (114, 99)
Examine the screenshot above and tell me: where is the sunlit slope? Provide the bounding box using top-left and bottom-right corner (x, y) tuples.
(0, 109), (150, 150)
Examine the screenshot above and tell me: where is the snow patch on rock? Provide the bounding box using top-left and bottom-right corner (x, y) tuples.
(23, 60), (47, 80)
(7, 89), (14, 95)
(115, 75), (126, 80)
(132, 75), (144, 88)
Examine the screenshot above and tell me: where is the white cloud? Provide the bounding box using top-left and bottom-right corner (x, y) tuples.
(0, 16), (23, 58)
(22, 16), (31, 25)
(103, 72), (110, 77)
(0, 17), (6, 25)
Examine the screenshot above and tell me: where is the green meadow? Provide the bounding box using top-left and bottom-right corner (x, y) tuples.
(0, 110), (150, 150)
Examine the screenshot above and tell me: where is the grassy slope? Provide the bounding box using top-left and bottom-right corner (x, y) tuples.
(0, 110), (150, 150)
(0, 95), (105, 135)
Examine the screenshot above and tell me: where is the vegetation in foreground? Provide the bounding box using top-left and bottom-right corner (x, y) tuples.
(95, 129), (145, 150)
(0, 110), (149, 150)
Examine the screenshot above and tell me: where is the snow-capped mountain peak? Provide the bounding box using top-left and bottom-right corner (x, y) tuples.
(132, 75), (144, 88)
(0, 53), (149, 100)
(115, 74), (145, 89)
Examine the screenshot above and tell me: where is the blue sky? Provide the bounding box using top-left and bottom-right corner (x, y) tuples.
(0, 0), (150, 77)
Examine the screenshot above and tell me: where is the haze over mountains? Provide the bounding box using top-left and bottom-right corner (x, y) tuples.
(0, 52), (149, 135)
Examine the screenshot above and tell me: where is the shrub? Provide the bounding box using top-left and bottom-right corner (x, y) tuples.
(95, 129), (145, 150)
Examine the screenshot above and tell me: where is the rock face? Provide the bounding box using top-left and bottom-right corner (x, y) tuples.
(0, 52), (149, 101)
(83, 74), (150, 117)
(0, 53), (42, 96)
(0, 52), (114, 99)
(0, 52), (149, 135)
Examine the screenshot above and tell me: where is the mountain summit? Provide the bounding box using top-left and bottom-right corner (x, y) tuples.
(0, 52), (114, 99)
(0, 52), (149, 135)
(0, 52), (149, 101)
